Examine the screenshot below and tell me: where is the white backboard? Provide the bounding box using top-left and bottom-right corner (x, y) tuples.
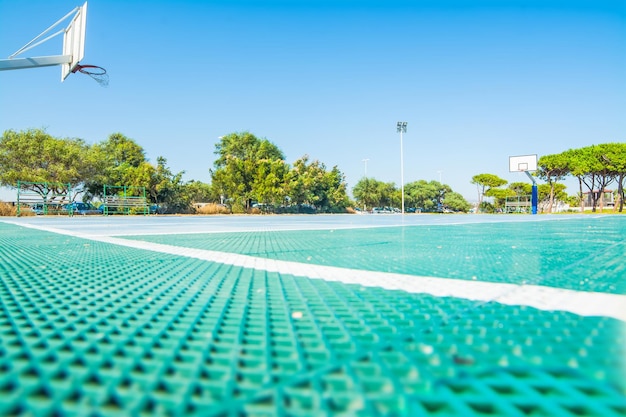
(509, 154), (537, 172)
(61, 2), (87, 81)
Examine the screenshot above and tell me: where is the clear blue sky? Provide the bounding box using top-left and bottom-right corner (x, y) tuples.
(1, 0), (625, 202)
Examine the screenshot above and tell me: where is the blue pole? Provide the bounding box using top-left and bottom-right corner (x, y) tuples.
(531, 184), (538, 215)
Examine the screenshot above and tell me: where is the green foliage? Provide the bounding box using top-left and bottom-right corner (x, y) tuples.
(254, 158), (290, 207)
(479, 201), (495, 213)
(211, 132), (286, 210)
(443, 191), (471, 212)
(404, 180), (450, 212)
(7, 127), (622, 216)
(558, 143), (626, 212)
(485, 187), (516, 209)
(319, 166), (350, 212)
(508, 182), (532, 196)
(499, 144), (626, 213)
(602, 142), (626, 211)
(184, 180), (213, 203)
(471, 173), (507, 211)
(0, 129), (90, 199)
(212, 135), (349, 213)
(86, 133), (151, 197)
(288, 156), (335, 208)
(1, 129), (207, 214)
(148, 156), (189, 213)
(353, 178), (397, 209)
(354, 178), (469, 212)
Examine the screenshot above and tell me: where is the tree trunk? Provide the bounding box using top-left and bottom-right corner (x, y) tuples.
(591, 191), (598, 212)
(619, 174), (624, 213)
(598, 189), (604, 212)
(579, 178), (584, 212)
(548, 181), (554, 213)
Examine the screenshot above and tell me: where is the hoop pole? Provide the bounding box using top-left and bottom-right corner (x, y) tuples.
(524, 171), (538, 215)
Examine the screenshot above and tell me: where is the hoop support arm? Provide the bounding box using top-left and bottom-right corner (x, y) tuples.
(0, 55), (72, 71)
(524, 170), (537, 185)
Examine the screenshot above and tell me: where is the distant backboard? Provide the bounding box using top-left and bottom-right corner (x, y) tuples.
(509, 154), (537, 172)
(61, 2), (88, 81)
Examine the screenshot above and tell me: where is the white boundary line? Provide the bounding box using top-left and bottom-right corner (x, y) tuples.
(5, 220), (626, 322)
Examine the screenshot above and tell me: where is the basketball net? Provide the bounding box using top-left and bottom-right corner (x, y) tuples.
(72, 64), (109, 87)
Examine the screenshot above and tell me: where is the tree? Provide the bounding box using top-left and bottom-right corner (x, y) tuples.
(184, 180), (213, 204)
(352, 177), (383, 210)
(600, 143), (626, 212)
(0, 128), (92, 202)
(485, 187), (516, 211)
(285, 156), (348, 212)
(86, 133), (150, 199)
(443, 191), (471, 212)
(563, 148), (588, 212)
(352, 178), (397, 210)
(404, 180), (449, 212)
(253, 158), (289, 207)
(566, 145), (615, 212)
(586, 144), (615, 212)
(537, 152), (569, 213)
(470, 173), (507, 212)
(286, 155), (321, 209)
(316, 165), (349, 212)
(211, 132), (285, 212)
(508, 182), (532, 196)
(146, 156), (188, 213)
(537, 183), (567, 213)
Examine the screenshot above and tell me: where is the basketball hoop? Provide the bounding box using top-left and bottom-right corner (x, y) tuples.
(72, 64), (108, 87)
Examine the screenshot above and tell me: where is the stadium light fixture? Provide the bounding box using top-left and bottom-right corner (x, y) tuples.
(397, 122), (407, 214)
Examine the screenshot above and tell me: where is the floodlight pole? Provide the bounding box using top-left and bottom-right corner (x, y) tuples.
(397, 122), (407, 214)
(524, 171), (538, 215)
(362, 158), (369, 177)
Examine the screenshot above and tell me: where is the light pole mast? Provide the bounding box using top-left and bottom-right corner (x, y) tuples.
(362, 158), (369, 177)
(397, 122), (407, 214)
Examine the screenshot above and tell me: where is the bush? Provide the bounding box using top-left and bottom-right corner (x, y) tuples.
(0, 201), (17, 216)
(196, 203), (231, 215)
(0, 201), (32, 216)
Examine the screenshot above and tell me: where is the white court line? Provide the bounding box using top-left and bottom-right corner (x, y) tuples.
(6, 220), (626, 322)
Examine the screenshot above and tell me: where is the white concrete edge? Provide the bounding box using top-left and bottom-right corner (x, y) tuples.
(5, 220), (626, 322)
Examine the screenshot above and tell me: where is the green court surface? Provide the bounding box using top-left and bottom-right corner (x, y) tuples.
(125, 217), (626, 294)
(0, 217), (625, 416)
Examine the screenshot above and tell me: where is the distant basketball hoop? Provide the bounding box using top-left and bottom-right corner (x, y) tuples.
(509, 154), (538, 215)
(72, 64), (108, 87)
(509, 154), (537, 173)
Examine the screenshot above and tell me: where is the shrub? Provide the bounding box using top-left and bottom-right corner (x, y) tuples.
(0, 201), (16, 216)
(196, 203), (231, 215)
(0, 201), (29, 216)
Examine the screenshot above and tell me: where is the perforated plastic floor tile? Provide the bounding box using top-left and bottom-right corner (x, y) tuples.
(125, 217), (626, 294)
(1, 221), (625, 416)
